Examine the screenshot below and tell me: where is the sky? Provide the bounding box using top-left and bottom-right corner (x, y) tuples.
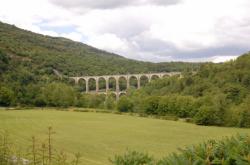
(0, 0), (250, 62)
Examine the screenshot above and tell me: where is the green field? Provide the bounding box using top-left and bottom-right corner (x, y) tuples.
(0, 110), (249, 165)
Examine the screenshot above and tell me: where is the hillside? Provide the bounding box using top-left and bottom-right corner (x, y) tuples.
(0, 21), (201, 107)
(0, 21), (200, 77)
(123, 52), (250, 127)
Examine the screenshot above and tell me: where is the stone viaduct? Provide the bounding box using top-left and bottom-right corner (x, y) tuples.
(70, 72), (181, 100)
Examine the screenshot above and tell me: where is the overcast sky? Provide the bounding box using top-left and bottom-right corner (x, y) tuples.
(0, 0), (250, 62)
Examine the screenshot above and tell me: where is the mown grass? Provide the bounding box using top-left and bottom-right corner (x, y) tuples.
(0, 109), (249, 165)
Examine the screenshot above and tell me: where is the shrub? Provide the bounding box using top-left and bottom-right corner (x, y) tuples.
(194, 94), (227, 126)
(194, 105), (223, 126)
(41, 82), (76, 107)
(158, 134), (250, 165)
(112, 135), (250, 165)
(110, 150), (154, 165)
(157, 95), (197, 117)
(0, 86), (14, 106)
(227, 97), (250, 128)
(142, 96), (160, 115)
(117, 96), (134, 112)
(105, 94), (116, 110)
(87, 94), (106, 109)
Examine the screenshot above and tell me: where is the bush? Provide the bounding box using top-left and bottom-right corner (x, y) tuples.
(112, 135), (250, 165)
(157, 95), (197, 117)
(158, 134), (250, 165)
(194, 94), (227, 126)
(110, 150), (154, 165)
(41, 82), (76, 107)
(87, 94), (106, 109)
(75, 94), (88, 107)
(194, 105), (223, 126)
(117, 96), (134, 112)
(105, 94), (116, 110)
(0, 86), (14, 106)
(227, 97), (250, 128)
(142, 96), (160, 115)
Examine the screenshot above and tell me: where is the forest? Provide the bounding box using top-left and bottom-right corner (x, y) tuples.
(0, 21), (249, 128)
(119, 52), (250, 127)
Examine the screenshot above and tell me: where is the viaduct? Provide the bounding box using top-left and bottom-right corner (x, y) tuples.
(70, 72), (182, 100)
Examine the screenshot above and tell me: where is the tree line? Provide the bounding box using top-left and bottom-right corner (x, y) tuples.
(116, 52), (250, 128)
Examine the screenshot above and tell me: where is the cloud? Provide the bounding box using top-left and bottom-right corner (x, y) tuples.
(211, 56), (238, 63)
(49, 0), (181, 10)
(0, 0), (250, 62)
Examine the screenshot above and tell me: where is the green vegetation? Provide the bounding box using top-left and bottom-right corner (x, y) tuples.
(0, 110), (249, 165)
(112, 134), (250, 165)
(0, 127), (82, 165)
(118, 52), (250, 128)
(0, 20), (250, 164)
(0, 21), (200, 107)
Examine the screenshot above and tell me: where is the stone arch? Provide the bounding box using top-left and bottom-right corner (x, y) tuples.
(140, 75), (149, 86)
(98, 77), (106, 92)
(69, 78), (77, 86)
(129, 75), (139, 89)
(118, 76), (127, 91)
(108, 77), (116, 91)
(78, 78), (87, 92)
(150, 74), (160, 81)
(88, 77), (96, 92)
(162, 73), (171, 78)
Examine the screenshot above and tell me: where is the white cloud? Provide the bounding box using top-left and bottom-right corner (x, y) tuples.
(50, 0), (180, 10)
(211, 56), (238, 63)
(87, 33), (129, 53)
(61, 32), (83, 42)
(0, 0), (250, 62)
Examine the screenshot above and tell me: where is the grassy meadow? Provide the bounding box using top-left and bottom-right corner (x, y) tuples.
(0, 109), (249, 165)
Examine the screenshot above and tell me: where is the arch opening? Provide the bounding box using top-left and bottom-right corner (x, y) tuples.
(88, 78), (96, 92)
(162, 74), (170, 79)
(151, 75), (160, 81)
(98, 77), (106, 92)
(78, 78), (86, 92)
(140, 75), (149, 87)
(108, 77), (116, 92)
(129, 76), (138, 89)
(119, 76), (127, 91)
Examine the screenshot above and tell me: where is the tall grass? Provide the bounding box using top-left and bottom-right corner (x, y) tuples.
(0, 127), (82, 165)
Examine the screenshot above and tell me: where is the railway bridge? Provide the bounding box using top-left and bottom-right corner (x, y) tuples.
(70, 72), (181, 100)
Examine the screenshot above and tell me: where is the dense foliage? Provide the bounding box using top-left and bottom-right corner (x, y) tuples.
(0, 21), (199, 107)
(110, 150), (154, 165)
(117, 52), (250, 127)
(111, 135), (250, 165)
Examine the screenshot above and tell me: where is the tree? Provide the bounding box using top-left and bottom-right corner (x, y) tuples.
(0, 51), (9, 74)
(0, 86), (14, 106)
(194, 94), (227, 126)
(229, 97), (250, 128)
(41, 83), (76, 107)
(105, 94), (116, 110)
(142, 96), (160, 115)
(117, 96), (134, 112)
